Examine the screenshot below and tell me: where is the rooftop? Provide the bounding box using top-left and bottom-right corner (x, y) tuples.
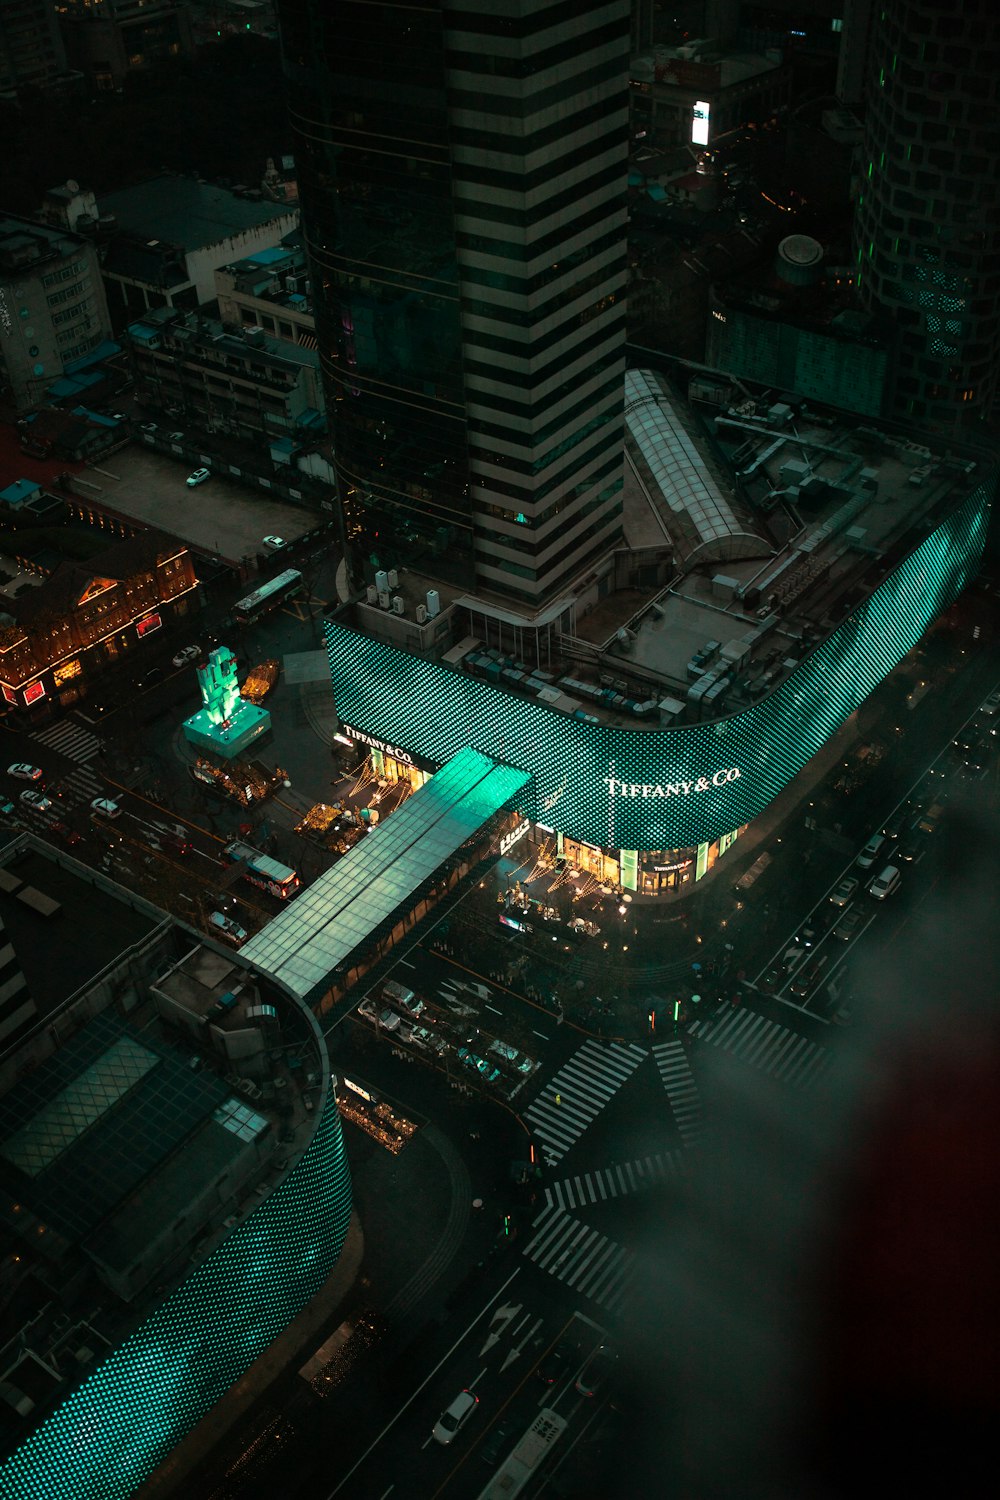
(338, 378), (986, 732)
(97, 177), (296, 255)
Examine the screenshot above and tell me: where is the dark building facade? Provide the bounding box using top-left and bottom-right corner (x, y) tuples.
(854, 0), (1000, 430)
(278, 0), (631, 610)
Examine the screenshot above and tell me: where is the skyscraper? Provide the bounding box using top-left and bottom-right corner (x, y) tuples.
(279, 0), (631, 610)
(854, 0), (1000, 429)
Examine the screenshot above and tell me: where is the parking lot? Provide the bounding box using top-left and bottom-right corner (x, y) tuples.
(73, 442), (315, 564)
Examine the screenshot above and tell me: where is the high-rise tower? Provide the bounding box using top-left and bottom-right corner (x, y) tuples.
(854, 0), (1000, 429)
(279, 0), (630, 608)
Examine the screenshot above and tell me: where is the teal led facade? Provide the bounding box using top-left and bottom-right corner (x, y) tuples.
(326, 486), (991, 852)
(0, 1085), (352, 1500)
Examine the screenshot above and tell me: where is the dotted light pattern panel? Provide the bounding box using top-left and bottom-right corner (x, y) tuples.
(0, 1089), (352, 1500)
(327, 486), (990, 852)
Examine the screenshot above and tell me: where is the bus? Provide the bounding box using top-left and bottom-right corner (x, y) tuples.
(222, 840), (301, 900)
(233, 568), (303, 626)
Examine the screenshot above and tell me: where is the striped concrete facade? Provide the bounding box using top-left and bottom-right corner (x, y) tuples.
(446, 0), (630, 605)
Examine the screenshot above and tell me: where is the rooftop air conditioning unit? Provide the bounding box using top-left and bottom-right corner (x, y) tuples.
(392, 595), (405, 615)
(387, 568), (399, 587)
(378, 590), (390, 610)
(286, 276), (298, 294)
(366, 585), (378, 605)
(375, 569), (388, 593)
(426, 589), (440, 619)
(416, 604), (428, 624)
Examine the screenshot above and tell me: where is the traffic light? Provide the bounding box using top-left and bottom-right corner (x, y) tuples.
(648, 1008), (656, 1034)
(503, 1214), (512, 1237)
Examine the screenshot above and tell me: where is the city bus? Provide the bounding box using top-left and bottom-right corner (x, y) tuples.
(222, 840), (301, 900)
(233, 568), (303, 626)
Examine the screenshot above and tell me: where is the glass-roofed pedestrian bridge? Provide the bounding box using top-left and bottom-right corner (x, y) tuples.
(240, 747), (532, 1013)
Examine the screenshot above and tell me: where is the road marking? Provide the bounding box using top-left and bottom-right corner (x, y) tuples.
(486, 1003), (502, 1014)
(532, 1030), (550, 1040)
(326, 1268), (521, 1497)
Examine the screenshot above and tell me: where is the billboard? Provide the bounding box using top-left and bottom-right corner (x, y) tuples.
(325, 485), (990, 852)
(692, 100), (710, 146)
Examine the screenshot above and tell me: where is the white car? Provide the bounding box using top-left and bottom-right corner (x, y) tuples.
(8, 763), (43, 781)
(869, 865), (901, 901)
(186, 467), (210, 487)
(432, 1389), (478, 1445)
(20, 790), (53, 814)
(172, 645), (202, 668)
(90, 798), (122, 819)
(209, 911), (248, 945)
(262, 535), (286, 551)
(357, 999), (400, 1031)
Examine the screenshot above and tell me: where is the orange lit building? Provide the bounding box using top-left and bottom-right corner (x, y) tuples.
(0, 528), (198, 712)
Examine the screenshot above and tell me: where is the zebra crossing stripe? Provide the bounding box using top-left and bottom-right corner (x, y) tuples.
(542, 1152), (688, 1213)
(653, 1040), (705, 1145)
(524, 1039), (646, 1165)
(522, 1205), (633, 1312)
(689, 1007), (829, 1090)
(31, 720), (100, 763)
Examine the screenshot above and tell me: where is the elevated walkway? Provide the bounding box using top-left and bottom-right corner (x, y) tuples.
(240, 747), (531, 1005)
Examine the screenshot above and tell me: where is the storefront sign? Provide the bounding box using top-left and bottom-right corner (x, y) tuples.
(653, 860), (693, 873)
(23, 681), (46, 705)
(605, 768), (741, 799)
(136, 613), (162, 637)
(500, 818), (530, 855)
(342, 724), (414, 765)
(343, 1077), (374, 1103)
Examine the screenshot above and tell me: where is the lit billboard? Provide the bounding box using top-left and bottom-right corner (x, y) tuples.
(692, 100), (710, 146)
(325, 486), (990, 852)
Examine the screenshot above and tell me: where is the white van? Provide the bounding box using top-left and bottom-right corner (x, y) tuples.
(488, 1041), (534, 1075)
(382, 979), (424, 1017)
(869, 865), (901, 900)
(856, 834), (886, 871)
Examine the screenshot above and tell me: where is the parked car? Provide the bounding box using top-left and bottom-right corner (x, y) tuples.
(20, 790), (53, 813)
(480, 1418), (516, 1467)
(855, 834), (886, 871)
(829, 877), (859, 909)
(90, 798), (121, 819)
(788, 955), (826, 998)
(167, 430), (184, 442)
(575, 1343), (618, 1398)
(186, 467), (210, 487)
(960, 732), (991, 773)
(881, 805), (911, 839)
(7, 763), (42, 781)
(537, 1341), (573, 1385)
(457, 1048), (501, 1084)
(832, 907), (867, 943)
(869, 865), (901, 900)
(172, 644), (202, 668)
(47, 821), (83, 848)
(358, 998), (400, 1031)
(488, 1040), (534, 1074)
(262, 535), (286, 551)
(139, 421), (157, 433)
(209, 911), (248, 945)
(432, 1389), (478, 1445)
(0, 795), (15, 817)
(979, 689), (1000, 718)
(382, 979), (425, 1016)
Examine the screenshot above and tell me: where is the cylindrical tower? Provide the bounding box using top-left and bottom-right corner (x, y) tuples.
(854, 0), (1000, 430)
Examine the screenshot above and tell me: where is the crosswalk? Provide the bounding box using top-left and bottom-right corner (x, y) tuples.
(57, 764), (105, 809)
(652, 1040), (705, 1146)
(543, 1151), (686, 1212)
(687, 1005), (829, 1090)
(523, 1038), (647, 1166)
(521, 1203), (632, 1312)
(30, 719), (101, 764)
